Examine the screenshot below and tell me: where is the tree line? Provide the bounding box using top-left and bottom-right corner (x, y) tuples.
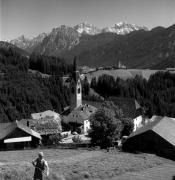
(90, 72), (175, 118)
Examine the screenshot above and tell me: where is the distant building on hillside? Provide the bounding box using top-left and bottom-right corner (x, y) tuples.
(118, 60), (126, 69)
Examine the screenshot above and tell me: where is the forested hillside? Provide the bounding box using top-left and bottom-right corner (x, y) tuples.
(91, 72), (175, 118)
(0, 43), (72, 122)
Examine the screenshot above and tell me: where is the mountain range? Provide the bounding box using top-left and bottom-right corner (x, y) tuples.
(9, 22), (148, 55)
(5, 22), (175, 69)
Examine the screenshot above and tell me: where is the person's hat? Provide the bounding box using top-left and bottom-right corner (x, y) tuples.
(38, 152), (44, 157)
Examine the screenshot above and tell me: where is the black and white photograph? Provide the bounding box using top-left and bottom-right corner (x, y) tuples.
(0, 0), (175, 179)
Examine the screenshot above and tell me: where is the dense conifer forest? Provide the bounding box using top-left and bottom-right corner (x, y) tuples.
(0, 47), (72, 122)
(91, 72), (175, 118)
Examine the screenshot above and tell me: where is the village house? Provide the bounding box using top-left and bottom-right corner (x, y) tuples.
(0, 120), (41, 150)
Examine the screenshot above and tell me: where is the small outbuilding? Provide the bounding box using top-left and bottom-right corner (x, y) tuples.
(123, 116), (175, 160)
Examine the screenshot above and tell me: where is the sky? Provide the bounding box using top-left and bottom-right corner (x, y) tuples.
(1, 0), (175, 40)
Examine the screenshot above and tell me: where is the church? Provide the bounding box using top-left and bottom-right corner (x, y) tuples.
(62, 58), (97, 134)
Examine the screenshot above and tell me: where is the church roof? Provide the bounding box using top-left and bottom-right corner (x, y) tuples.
(64, 104), (97, 124)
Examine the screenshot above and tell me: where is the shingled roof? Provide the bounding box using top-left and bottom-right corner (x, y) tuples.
(108, 97), (141, 119)
(21, 111), (62, 135)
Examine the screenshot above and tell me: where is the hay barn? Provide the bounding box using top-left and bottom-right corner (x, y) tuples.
(123, 116), (175, 160)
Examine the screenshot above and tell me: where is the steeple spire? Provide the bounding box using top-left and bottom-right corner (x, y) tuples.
(73, 56), (77, 72)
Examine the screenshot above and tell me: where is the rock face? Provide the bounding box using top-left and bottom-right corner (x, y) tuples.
(33, 25), (80, 56)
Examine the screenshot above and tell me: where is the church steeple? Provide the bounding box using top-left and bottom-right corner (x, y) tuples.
(70, 57), (82, 111)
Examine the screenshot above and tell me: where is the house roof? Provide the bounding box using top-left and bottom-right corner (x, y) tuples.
(20, 116), (62, 135)
(64, 104), (97, 124)
(127, 116), (175, 147)
(108, 97), (141, 119)
(31, 110), (60, 120)
(0, 121), (41, 140)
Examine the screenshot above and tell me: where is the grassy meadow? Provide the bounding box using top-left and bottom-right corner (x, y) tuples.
(0, 148), (171, 180)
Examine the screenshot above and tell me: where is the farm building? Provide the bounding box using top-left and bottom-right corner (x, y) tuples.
(0, 120), (41, 150)
(20, 110), (62, 145)
(63, 104), (97, 134)
(122, 116), (175, 160)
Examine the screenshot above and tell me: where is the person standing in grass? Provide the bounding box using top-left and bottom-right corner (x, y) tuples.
(32, 152), (49, 180)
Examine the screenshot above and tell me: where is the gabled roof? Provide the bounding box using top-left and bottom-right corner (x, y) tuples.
(64, 104), (97, 124)
(127, 116), (175, 146)
(0, 121), (41, 140)
(108, 97), (141, 119)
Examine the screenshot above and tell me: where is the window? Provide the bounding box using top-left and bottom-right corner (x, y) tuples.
(78, 88), (80, 94)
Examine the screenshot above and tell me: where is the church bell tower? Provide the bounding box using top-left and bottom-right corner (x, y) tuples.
(70, 57), (82, 111)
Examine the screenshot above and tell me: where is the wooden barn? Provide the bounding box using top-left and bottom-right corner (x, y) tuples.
(123, 116), (175, 160)
(0, 121), (41, 150)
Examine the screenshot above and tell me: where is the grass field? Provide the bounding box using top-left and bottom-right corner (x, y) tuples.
(0, 148), (172, 180)
(84, 69), (175, 83)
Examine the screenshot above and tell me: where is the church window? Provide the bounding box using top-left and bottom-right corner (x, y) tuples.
(78, 88), (80, 94)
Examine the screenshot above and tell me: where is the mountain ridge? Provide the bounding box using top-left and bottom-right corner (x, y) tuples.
(9, 22), (148, 53)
